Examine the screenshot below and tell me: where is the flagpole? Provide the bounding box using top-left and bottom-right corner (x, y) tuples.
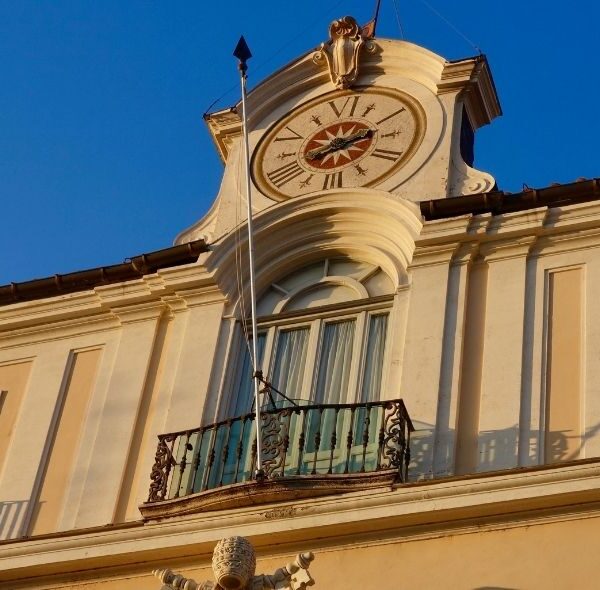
(234, 36), (264, 480)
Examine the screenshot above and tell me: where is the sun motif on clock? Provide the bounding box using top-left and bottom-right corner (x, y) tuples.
(302, 121), (374, 170)
(251, 86), (426, 200)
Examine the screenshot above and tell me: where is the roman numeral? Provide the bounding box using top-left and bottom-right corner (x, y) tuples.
(328, 95), (360, 118)
(267, 162), (304, 187)
(274, 126), (303, 141)
(322, 171), (343, 189)
(376, 107), (406, 125)
(371, 148), (403, 162)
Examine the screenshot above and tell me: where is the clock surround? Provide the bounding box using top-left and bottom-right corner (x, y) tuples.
(251, 86), (426, 200)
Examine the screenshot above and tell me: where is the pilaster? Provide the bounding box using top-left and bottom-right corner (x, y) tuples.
(475, 236), (536, 472)
(71, 302), (165, 528)
(432, 242), (478, 477)
(400, 242), (458, 478)
(0, 343), (72, 538)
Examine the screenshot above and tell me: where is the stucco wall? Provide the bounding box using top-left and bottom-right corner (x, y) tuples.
(1, 198), (600, 541)
(9, 511), (597, 590)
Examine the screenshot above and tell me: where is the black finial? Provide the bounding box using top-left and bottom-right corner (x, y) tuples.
(233, 36), (252, 73)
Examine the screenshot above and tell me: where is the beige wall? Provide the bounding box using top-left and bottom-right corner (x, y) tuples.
(0, 360), (32, 477)
(455, 258), (487, 475)
(28, 348), (102, 536)
(115, 313), (173, 522)
(10, 512), (598, 590)
(545, 267), (583, 462)
(0, 273), (228, 539)
(1, 199), (600, 541)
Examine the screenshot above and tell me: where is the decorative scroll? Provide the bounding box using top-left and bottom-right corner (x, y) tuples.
(382, 401), (407, 474)
(148, 434), (177, 502)
(313, 16), (378, 89)
(261, 409), (291, 478)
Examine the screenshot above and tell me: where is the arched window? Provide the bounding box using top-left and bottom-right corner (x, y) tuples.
(227, 257), (394, 416)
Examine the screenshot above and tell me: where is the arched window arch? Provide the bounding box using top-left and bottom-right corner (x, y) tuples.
(226, 257), (394, 417)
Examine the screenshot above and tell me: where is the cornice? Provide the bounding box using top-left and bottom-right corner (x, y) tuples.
(203, 108), (242, 164)
(0, 313), (120, 351)
(109, 302), (166, 325)
(439, 56), (502, 128)
(409, 243), (458, 268)
(420, 178), (600, 221)
(532, 226), (600, 257)
(417, 214), (472, 244)
(415, 199), (600, 259)
(1, 460), (600, 584)
(484, 206), (547, 236)
(173, 286), (226, 309)
(0, 265), (220, 338)
(479, 235), (537, 262)
(0, 240), (208, 309)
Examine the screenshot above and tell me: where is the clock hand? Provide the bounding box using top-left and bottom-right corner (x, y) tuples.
(341, 127), (372, 145)
(305, 143), (336, 161)
(305, 128), (373, 161)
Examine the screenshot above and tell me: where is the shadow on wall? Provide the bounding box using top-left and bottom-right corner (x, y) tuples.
(408, 421), (586, 480)
(407, 421), (435, 480)
(0, 500), (28, 540)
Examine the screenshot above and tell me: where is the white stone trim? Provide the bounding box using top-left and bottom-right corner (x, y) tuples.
(1, 460), (599, 583)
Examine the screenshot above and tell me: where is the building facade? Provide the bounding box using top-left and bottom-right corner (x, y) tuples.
(1, 16), (600, 589)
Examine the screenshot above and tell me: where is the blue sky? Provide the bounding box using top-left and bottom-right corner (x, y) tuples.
(2, 1), (599, 284)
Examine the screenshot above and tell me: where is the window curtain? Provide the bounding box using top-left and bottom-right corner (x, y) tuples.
(270, 328), (309, 405)
(315, 320), (356, 405)
(230, 333), (265, 417)
(361, 314), (388, 401)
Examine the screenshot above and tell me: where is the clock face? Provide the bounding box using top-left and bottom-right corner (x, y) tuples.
(252, 86), (426, 200)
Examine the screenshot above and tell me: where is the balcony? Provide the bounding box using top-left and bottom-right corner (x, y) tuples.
(140, 399), (413, 519)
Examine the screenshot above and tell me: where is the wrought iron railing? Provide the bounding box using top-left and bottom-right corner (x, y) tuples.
(147, 399), (413, 503)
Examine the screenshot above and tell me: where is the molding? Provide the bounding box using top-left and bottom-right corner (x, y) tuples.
(175, 286), (227, 309)
(408, 243), (457, 268)
(418, 214), (472, 243)
(485, 206), (547, 236)
(451, 242), (479, 266)
(206, 190), (423, 310)
(0, 314), (120, 351)
(140, 472), (399, 521)
(109, 302), (166, 325)
(479, 235), (537, 262)
(2, 460), (600, 583)
(439, 57), (502, 128)
(532, 227), (600, 257)
(275, 275), (370, 314)
(254, 294), (393, 327)
(0, 265), (219, 336)
(0, 291), (105, 332)
(417, 199), (600, 261)
(203, 108), (242, 164)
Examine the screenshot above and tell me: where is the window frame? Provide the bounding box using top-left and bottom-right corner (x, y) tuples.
(225, 295), (393, 414)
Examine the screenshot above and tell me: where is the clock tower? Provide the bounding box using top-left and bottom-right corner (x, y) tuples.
(177, 15), (500, 244)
